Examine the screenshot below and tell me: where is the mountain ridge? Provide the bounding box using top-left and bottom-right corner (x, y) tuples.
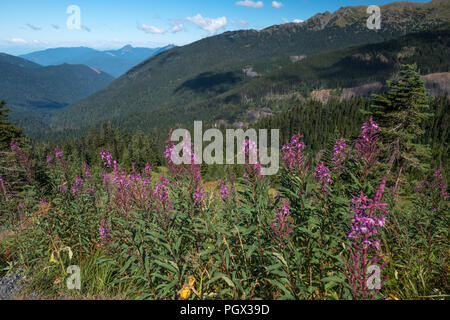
(20, 44), (176, 77)
(11, 0), (450, 139)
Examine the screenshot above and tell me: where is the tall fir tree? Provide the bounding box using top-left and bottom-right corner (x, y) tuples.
(369, 64), (434, 189)
(0, 100), (23, 150)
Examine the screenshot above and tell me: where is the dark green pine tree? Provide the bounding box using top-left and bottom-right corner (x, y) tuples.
(369, 64), (434, 188)
(0, 100), (26, 195)
(0, 100), (23, 150)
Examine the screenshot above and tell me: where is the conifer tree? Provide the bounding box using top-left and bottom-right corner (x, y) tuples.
(0, 100), (23, 150)
(369, 64), (433, 189)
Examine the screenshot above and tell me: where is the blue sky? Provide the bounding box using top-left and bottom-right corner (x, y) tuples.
(0, 0), (431, 55)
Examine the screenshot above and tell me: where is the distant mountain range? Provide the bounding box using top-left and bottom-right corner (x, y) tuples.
(20, 44), (176, 77)
(0, 53), (114, 131)
(48, 0), (450, 135)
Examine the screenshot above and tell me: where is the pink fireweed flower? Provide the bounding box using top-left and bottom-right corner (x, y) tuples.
(54, 146), (64, 165)
(241, 139), (263, 181)
(143, 163), (152, 177)
(432, 166), (449, 200)
(343, 177), (390, 299)
(332, 138), (347, 171)
(83, 162), (92, 180)
(55, 146), (63, 160)
(72, 176), (83, 196)
(59, 183), (67, 194)
(355, 117), (380, 168)
(10, 140), (34, 184)
(100, 150), (113, 168)
(46, 152), (54, 165)
(154, 172), (169, 204)
(314, 162), (332, 195)
(241, 139), (258, 161)
(219, 179), (230, 199)
(270, 200), (293, 245)
(416, 176), (428, 193)
(347, 177), (388, 247)
(103, 171), (110, 187)
(164, 143), (175, 162)
(99, 217), (111, 246)
(281, 133), (309, 174)
(194, 186), (206, 206)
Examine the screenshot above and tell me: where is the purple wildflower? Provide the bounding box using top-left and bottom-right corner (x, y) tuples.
(46, 152), (54, 166)
(10, 140), (33, 184)
(99, 217), (111, 246)
(432, 167), (449, 200)
(314, 162), (332, 195)
(355, 117), (380, 181)
(72, 176), (83, 196)
(270, 200), (293, 245)
(54, 146), (64, 163)
(59, 183), (67, 194)
(83, 162), (92, 180)
(332, 138), (347, 171)
(194, 186), (205, 206)
(281, 133), (309, 174)
(100, 150), (113, 168)
(219, 179), (230, 199)
(342, 177), (390, 299)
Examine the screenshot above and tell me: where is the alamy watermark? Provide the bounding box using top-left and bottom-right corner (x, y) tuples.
(366, 264), (382, 290)
(66, 265), (81, 290)
(367, 5), (381, 30)
(168, 121), (280, 176)
(66, 5), (81, 30)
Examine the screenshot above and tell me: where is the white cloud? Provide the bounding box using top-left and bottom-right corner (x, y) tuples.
(171, 24), (185, 33)
(236, 1), (264, 9)
(140, 24), (167, 35)
(10, 38), (28, 44)
(271, 1), (284, 9)
(281, 18), (304, 24)
(187, 14), (227, 35)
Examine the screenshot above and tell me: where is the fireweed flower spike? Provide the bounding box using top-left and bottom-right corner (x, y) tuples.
(332, 138), (347, 171)
(242, 139), (263, 181)
(46, 152), (54, 166)
(54, 146), (65, 166)
(432, 166), (449, 200)
(314, 162), (332, 196)
(72, 176), (84, 196)
(100, 149), (113, 168)
(355, 117), (380, 182)
(10, 140), (34, 184)
(193, 186), (205, 206)
(270, 200), (293, 246)
(219, 179), (230, 199)
(343, 177), (389, 299)
(281, 133), (309, 176)
(83, 162), (92, 180)
(99, 216), (111, 246)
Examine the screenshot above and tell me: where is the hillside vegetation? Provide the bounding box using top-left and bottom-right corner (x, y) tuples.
(47, 0), (450, 137)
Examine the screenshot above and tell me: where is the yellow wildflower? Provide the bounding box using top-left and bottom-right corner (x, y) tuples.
(179, 276), (196, 300)
(49, 252), (58, 264)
